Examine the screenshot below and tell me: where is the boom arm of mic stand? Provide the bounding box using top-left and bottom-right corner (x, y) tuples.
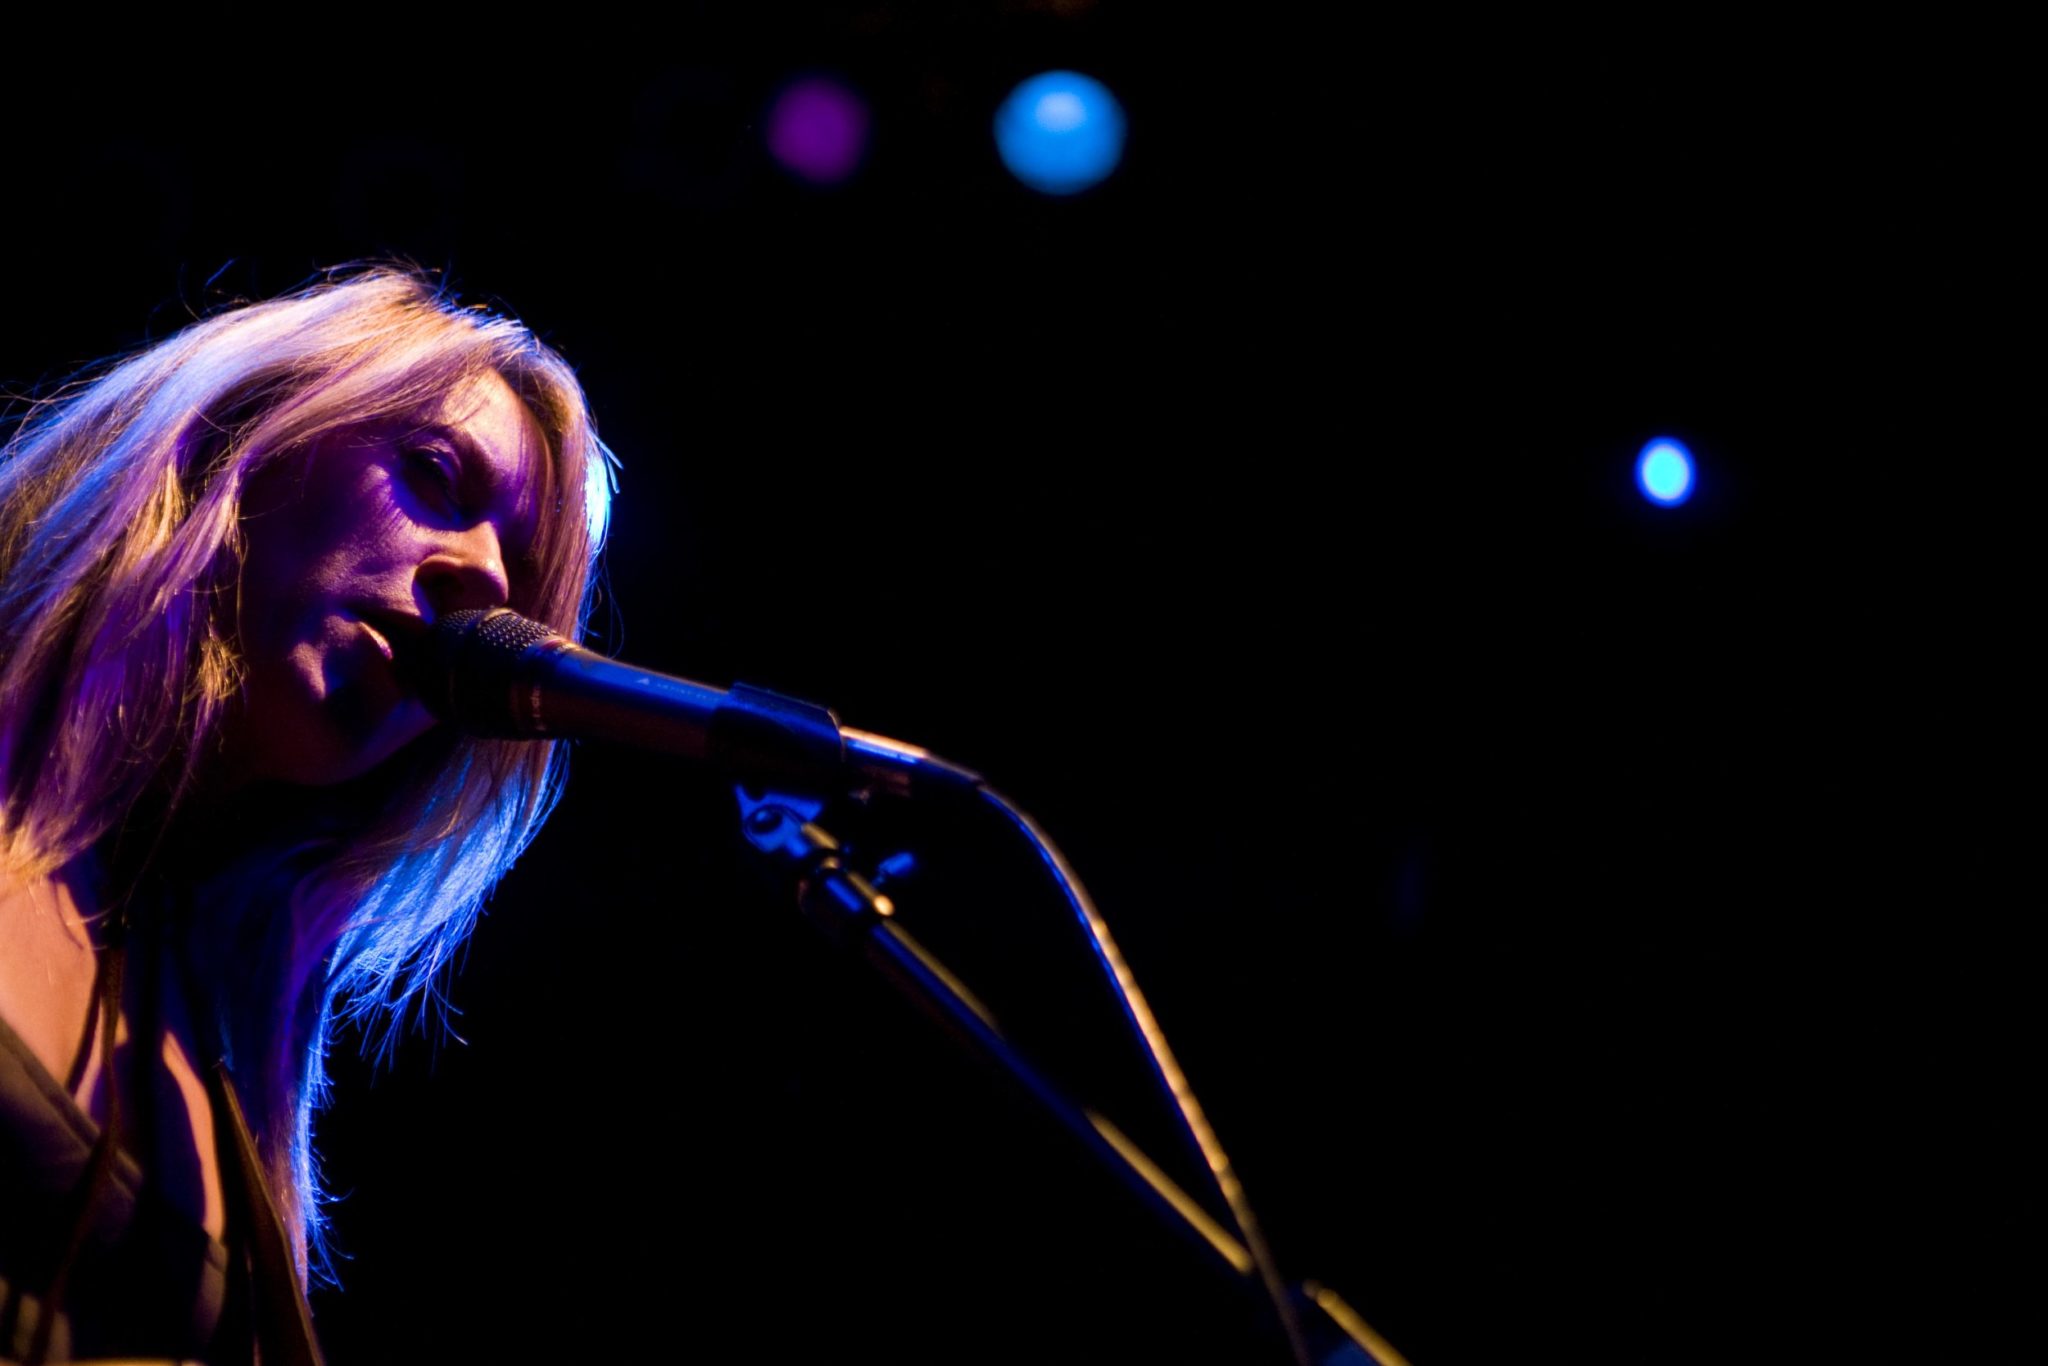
(739, 798), (1407, 1366)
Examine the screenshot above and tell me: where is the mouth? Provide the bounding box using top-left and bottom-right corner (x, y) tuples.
(358, 618), (396, 663)
(353, 608), (428, 673)
(356, 608), (451, 714)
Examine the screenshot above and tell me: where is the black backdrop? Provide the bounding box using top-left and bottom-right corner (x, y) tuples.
(1, 12), (2022, 1365)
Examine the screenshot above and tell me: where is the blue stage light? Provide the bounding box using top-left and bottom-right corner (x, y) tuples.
(1636, 439), (1696, 506)
(994, 70), (1127, 196)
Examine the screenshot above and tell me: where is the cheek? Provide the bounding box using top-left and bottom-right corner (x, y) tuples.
(239, 517), (334, 650)
(239, 463), (408, 636)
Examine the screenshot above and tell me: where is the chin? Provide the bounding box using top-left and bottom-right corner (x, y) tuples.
(318, 708), (441, 786)
(230, 702), (440, 790)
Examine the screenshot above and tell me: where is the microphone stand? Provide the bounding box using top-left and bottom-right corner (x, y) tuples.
(739, 794), (1406, 1366)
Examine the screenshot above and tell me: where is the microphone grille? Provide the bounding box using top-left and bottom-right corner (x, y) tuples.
(406, 607), (567, 737)
(460, 606), (560, 656)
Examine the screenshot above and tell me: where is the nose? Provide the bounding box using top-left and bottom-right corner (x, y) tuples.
(415, 523), (512, 621)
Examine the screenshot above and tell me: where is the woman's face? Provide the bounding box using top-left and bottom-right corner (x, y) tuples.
(223, 370), (544, 789)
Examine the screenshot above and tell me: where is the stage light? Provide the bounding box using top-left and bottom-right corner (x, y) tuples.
(994, 70), (1126, 195)
(765, 76), (870, 185)
(1636, 438), (1696, 506)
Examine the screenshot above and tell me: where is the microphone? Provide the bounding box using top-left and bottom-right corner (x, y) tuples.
(397, 608), (981, 799)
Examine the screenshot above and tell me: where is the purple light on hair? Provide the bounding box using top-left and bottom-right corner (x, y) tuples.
(765, 77), (870, 184)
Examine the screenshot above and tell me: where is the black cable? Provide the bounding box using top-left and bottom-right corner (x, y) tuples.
(976, 784), (1317, 1366)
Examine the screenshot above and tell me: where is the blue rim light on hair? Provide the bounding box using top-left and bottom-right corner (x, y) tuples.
(1636, 438), (1696, 506)
(585, 441), (618, 549)
(994, 70), (1127, 196)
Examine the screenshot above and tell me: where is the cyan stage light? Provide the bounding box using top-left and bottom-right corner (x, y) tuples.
(1636, 438), (1696, 507)
(994, 70), (1127, 196)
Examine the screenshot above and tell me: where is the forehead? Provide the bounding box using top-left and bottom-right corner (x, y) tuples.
(429, 371), (544, 484)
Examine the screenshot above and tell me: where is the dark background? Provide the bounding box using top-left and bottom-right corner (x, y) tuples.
(2, 11), (2022, 1364)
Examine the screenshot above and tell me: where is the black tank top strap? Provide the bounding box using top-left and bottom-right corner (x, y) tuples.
(207, 1057), (325, 1366)
(22, 929), (126, 1366)
(59, 946), (109, 1098)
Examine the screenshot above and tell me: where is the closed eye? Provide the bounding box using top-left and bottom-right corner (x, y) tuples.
(402, 445), (462, 511)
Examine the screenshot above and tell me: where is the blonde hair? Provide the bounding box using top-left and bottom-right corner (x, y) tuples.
(0, 264), (617, 1275)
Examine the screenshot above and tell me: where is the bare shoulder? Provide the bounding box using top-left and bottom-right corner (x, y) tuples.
(0, 866), (101, 1087)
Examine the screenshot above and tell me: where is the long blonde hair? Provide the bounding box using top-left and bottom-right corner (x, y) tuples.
(0, 265), (617, 1274)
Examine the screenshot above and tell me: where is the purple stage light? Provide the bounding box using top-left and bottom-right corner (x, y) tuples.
(765, 77), (870, 185)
